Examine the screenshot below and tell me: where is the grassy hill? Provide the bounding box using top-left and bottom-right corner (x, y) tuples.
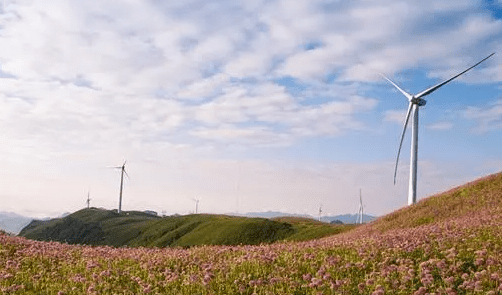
(272, 216), (356, 241)
(3, 172), (502, 294)
(367, 171), (502, 232)
(18, 209), (347, 247)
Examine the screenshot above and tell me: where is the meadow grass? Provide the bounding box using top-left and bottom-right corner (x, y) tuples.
(3, 171), (502, 294)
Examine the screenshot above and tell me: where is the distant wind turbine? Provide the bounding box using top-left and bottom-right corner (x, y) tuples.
(357, 189), (363, 224)
(111, 161), (128, 213)
(382, 52), (495, 205)
(318, 204), (322, 222)
(192, 198), (200, 214)
(86, 189), (91, 209)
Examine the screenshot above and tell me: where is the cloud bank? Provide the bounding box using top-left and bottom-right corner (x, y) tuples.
(0, 0), (500, 217)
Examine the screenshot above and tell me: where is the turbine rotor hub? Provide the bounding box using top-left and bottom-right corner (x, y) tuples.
(411, 97), (427, 106)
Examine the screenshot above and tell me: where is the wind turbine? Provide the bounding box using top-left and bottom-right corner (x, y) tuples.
(357, 189), (363, 224)
(383, 52), (495, 206)
(86, 189), (91, 209)
(318, 204), (322, 222)
(192, 198), (199, 214)
(112, 161), (128, 213)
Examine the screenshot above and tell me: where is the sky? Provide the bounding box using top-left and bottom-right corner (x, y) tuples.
(0, 0), (501, 219)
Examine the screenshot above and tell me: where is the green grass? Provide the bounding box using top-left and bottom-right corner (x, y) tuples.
(272, 216), (356, 242)
(368, 172), (502, 232)
(129, 214), (296, 247)
(18, 210), (345, 247)
(5, 171), (502, 294)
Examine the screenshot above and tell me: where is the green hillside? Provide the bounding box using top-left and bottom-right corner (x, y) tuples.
(368, 171), (502, 232)
(18, 209), (345, 247)
(272, 216), (356, 241)
(4, 172), (502, 294)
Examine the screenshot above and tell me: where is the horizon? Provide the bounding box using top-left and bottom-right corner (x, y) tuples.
(0, 207), (379, 220)
(0, 1), (501, 219)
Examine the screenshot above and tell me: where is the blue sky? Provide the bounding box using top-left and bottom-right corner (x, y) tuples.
(0, 0), (501, 218)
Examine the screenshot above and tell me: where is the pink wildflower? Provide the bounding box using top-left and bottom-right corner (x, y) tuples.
(143, 284), (152, 293)
(309, 278), (322, 288)
(413, 286), (427, 295)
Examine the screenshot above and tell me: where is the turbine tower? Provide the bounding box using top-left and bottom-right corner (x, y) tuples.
(382, 53), (495, 206)
(357, 189), (363, 224)
(113, 161), (128, 213)
(86, 190), (91, 209)
(318, 204), (322, 222)
(192, 198), (199, 214)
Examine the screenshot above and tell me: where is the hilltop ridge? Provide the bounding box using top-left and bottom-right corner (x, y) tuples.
(19, 208), (350, 247)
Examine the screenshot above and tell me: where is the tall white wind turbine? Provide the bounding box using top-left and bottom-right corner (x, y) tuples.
(112, 161), (128, 213)
(383, 53), (495, 205)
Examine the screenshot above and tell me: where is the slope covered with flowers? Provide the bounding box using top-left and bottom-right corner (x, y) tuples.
(1, 172), (502, 294)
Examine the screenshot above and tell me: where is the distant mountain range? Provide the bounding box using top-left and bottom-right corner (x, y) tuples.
(0, 212), (33, 234)
(233, 211), (377, 224)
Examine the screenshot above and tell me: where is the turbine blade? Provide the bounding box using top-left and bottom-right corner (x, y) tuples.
(416, 52), (495, 99)
(394, 102), (414, 185)
(380, 73), (413, 101)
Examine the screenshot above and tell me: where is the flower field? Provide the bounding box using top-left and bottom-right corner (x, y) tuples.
(2, 172), (502, 294)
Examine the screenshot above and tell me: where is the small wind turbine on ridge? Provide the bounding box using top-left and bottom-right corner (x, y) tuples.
(382, 52), (495, 206)
(357, 189), (363, 224)
(318, 204), (322, 222)
(111, 161), (128, 214)
(86, 189), (91, 209)
(192, 198), (199, 214)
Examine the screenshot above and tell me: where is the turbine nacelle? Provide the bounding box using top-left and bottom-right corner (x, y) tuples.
(411, 97), (426, 106)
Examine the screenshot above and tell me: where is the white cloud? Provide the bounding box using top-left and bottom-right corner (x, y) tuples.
(224, 51), (274, 78)
(427, 121), (454, 130)
(191, 82), (377, 140)
(464, 99), (502, 133)
(384, 109), (407, 124)
(278, 47), (338, 80)
(177, 73), (230, 100)
(190, 125), (292, 147)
